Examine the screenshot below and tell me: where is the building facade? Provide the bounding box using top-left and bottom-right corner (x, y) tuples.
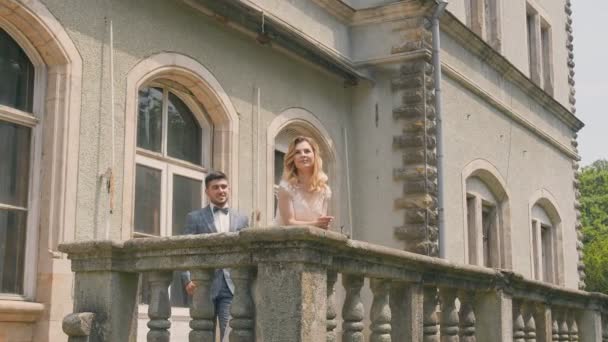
(0, 0), (584, 340)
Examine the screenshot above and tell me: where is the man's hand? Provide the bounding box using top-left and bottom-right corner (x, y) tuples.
(185, 281), (196, 296)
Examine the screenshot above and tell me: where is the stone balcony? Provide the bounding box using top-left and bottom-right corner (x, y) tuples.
(59, 227), (608, 341)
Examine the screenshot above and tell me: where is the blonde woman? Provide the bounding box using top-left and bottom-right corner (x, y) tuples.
(275, 136), (334, 229)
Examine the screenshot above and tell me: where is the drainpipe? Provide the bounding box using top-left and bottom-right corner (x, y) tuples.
(431, 0), (448, 258)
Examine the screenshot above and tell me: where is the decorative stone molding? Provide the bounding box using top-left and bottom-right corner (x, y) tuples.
(0, 300), (44, 322)
(391, 10), (438, 256)
(564, 0), (585, 291)
(121, 53), (240, 240)
(265, 108), (340, 227)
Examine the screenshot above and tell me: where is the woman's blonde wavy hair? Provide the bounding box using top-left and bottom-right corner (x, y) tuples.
(282, 136), (328, 192)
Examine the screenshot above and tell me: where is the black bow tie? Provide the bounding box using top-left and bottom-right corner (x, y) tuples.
(213, 206), (229, 215)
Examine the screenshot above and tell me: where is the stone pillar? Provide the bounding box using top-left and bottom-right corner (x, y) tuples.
(535, 303), (552, 342)
(565, 0), (586, 291)
(475, 290), (513, 341)
(391, 14), (439, 257)
(602, 314), (608, 342)
(189, 269), (215, 342)
(71, 270), (138, 342)
(256, 262), (327, 341)
(390, 283), (424, 341)
(146, 271), (173, 342)
(370, 278), (391, 342)
(578, 308), (608, 342)
(342, 274), (365, 342)
(229, 267), (256, 342)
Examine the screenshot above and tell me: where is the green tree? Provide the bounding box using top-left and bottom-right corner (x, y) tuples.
(580, 159), (608, 293)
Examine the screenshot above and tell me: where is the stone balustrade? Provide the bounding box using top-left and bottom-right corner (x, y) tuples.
(59, 227), (608, 342)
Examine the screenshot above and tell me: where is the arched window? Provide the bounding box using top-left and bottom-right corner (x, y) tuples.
(0, 28), (36, 295)
(466, 177), (501, 267)
(133, 82), (212, 238)
(462, 161), (511, 269)
(530, 195), (563, 285)
(266, 109), (340, 229)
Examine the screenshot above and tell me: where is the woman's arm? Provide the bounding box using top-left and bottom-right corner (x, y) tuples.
(277, 187), (331, 228)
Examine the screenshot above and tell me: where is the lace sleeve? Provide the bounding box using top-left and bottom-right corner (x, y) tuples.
(278, 180), (294, 198)
(324, 185), (332, 199)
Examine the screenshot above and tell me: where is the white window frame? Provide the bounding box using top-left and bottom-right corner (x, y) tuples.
(466, 191), (500, 267)
(0, 23), (46, 300)
(132, 83), (211, 238)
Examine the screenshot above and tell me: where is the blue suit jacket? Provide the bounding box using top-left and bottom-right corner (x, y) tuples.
(180, 205), (249, 300)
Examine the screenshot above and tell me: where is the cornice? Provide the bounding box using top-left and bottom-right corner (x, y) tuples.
(311, 0), (431, 26)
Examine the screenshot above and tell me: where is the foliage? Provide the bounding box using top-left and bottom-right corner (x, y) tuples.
(580, 159), (608, 293)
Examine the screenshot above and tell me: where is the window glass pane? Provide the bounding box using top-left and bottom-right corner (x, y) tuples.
(0, 29), (34, 112)
(134, 164), (162, 236)
(137, 87), (163, 152)
(0, 121), (30, 207)
(0, 209), (27, 294)
(167, 92), (201, 165)
(172, 175), (202, 236)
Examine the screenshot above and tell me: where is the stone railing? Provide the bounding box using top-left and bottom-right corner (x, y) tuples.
(58, 227), (608, 341)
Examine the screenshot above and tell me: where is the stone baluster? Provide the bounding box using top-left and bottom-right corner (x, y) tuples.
(423, 287), (440, 342)
(458, 290), (476, 342)
(147, 271), (173, 342)
(439, 288), (459, 342)
(342, 274), (365, 342)
(569, 315), (579, 342)
(559, 312), (570, 341)
(189, 269), (215, 342)
(370, 278), (392, 342)
(326, 272), (338, 342)
(513, 302), (526, 342)
(229, 267), (255, 342)
(523, 303), (536, 342)
(552, 315), (560, 342)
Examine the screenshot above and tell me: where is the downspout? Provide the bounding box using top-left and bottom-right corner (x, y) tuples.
(431, 0), (448, 258)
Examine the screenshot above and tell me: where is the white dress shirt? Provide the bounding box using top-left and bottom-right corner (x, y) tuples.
(210, 203), (230, 233)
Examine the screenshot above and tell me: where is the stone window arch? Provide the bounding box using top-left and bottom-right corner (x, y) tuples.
(0, 0), (82, 299)
(266, 108), (341, 229)
(462, 159), (512, 269)
(121, 53), (239, 240)
(529, 190), (564, 285)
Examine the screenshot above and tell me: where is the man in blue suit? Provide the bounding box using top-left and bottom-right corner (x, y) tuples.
(181, 171), (249, 340)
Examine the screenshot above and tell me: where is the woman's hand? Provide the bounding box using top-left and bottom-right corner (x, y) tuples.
(315, 215), (334, 230)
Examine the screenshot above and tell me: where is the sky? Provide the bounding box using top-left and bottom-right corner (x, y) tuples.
(572, 2), (608, 166)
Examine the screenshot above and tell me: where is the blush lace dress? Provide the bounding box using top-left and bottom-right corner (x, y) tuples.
(274, 180), (331, 225)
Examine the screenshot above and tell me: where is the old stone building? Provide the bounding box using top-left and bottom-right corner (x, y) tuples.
(0, 0), (595, 341)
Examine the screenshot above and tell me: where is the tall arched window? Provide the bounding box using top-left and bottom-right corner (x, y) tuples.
(0, 28), (36, 295)
(133, 82), (212, 239)
(530, 196), (563, 285)
(266, 109), (340, 229)
(462, 161), (512, 269)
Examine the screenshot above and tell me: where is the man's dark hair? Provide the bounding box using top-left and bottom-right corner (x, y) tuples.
(205, 171), (228, 188)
